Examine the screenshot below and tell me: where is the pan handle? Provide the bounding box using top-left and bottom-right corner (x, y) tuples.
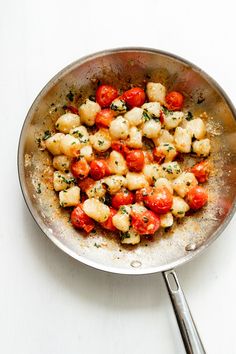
(163, 269), (206, 354)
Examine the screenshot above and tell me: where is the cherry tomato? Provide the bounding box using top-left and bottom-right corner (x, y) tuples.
(111, 141), (130, 157)
(71, 204), (95, 233)
(126, 150), (145, 172)
(159, 110), (165, 124)
(135, 187), (153, 203)
(64, 105), (79, 115)
(122, 87), (146, 108)
(71, 158), (90, 179)
(95, 108), (114, 128)
(100, 207), (117, 231)
(144, 151), (154, 164)
(191, 161), (209, 183)
(186, 186), (208, 210)
(111, 190), (134, 209)
(131, 210), (160, 235)
(96, 85), (118, 108)
(144, 187), (173, 214)
(153, 148), (166, 164)
(90, 159), (110, 180)
(165, 91), (184, 111)
(78, 177), (95, 192)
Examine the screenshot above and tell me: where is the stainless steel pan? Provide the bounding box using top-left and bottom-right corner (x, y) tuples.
(18, 48), (236, 354)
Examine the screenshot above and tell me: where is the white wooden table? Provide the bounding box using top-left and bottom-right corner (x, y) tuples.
(0, 1), (235, 353)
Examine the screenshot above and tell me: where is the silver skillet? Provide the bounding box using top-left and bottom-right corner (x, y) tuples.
(18, 48), (236, 354)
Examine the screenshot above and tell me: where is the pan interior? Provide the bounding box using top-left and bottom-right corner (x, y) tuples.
(18, 48), (236, 274)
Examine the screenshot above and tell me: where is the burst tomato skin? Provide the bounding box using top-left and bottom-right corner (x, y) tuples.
(186, 186), (208, 210)
(78, 177), (95, 192)
(71, 158), (90, 179)
(90, 160), (110, 180)
(153, 148), (166, 164)
(126, 150), (145, 172)
(191, 160), (209, 183)
(159, 110), (165, 124)
(131, 210), (160, 235)
(96, 85), (118, 108)
(144, 187), (173, 214)
(165, 91), (184, 111)
(95, 108), (114, 128)
(135, 187), (153, 203)
(100, 207), (117, 231)
(122, 87), (146, 108)
(71, 204), (95, 233)
(64, 105), (79, 114)
(111, 141), (130, 157)
(111, 191), (134, 209)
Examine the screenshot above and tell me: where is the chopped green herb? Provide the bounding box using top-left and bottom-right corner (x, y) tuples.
(98, 140), (104, 146)
(177, 211), (184, 214)
(120, 206), (128, 214)
(66, 91), (74, 102)
(89, 95), (96, 102)
(42, 130), (51, 140)
(71, 142), (76, 145)
(120, 231), (130, 240)
(94, 243), (101, 248)
(36, 183), (41, 194)
(186, 111), (193, 121)
(143, 110), (151, 121)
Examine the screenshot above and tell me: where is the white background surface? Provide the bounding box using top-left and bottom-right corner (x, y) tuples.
(0, 1), (236, 353)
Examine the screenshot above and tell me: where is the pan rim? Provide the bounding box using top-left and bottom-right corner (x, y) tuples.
(17, 46), (236, 275)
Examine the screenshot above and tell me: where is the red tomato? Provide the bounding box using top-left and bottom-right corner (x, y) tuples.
(144, 151), (154, 164)
(65, 105), (79, 115)
(144, 187), (173, 214)
(126, 150), (145, 172)
(191, 160), (209, 183)
(78, 177), (95, 192)
(131, 210), (160, 235)
(95, 108), (114, 128)
(186, 186), (208, 210)
(100, 207), (117, 231)
(135, 187), (153, 203)
(159, 110), (165, 124)
(165, 91), (184, 111)
(122, 87), (146, 108)
(96, 85), (118, 108)
(111, 141), (130, 157)
(71, 158), (90, 179)
(71, 204), (95, 233)
(111, 190), (134, 209)
(153, 148), (166, 164)
(90, 160), (110, 180)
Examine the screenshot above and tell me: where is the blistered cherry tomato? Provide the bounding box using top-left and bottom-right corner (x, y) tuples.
(165, 91), (184, 111)
(100, 207), (117, 231)
(144, 187), (173, 214)
(144, 151), (154, 164)
(126, 150), (145, 172)
(153, 148), (166, 164)
(71, 158), (90, 179)
(90, 160), (110, 180)
(111, 190), (134, 209)
(191, 160), (209, 183)
(96, 85), (118, 108)
(111, 141), (130, 157)
(135, 187), (153, 203)
(78, 177), (95, 192)
(186, 186), (208, 210)
(64, 105), (79, 115)
(95, 108), (114, 128)
(131, 210), (160, 235)
(122, 87), (146, 108)
(71, 204), (95, 233)
(159, 110), (165, 124)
